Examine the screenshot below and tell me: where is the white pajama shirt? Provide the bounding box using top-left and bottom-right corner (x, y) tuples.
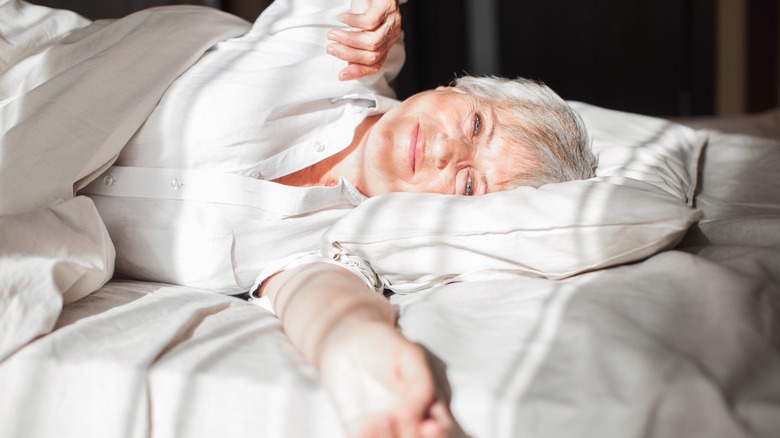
(82, 0), (405, 294)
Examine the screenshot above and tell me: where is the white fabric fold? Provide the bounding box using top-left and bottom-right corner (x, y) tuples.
(0, 2), (248, 361)
(0, 197), (113, 360)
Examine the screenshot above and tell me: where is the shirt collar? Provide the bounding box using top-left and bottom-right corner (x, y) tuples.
(330, 93), (400, 115)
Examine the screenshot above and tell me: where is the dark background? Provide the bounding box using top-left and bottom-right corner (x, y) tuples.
(397, 0), (717, 116)
(396, 0), (778, 117)
(32, 0), (780, 117)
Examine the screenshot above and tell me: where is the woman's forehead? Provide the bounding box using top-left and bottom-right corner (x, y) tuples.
(481, 108), (539, 192)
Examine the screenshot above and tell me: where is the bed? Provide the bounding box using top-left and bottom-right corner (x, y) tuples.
(2, 2), (779, 437)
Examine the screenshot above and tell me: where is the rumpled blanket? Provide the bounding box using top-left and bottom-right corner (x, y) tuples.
(0, 0), (249, 360)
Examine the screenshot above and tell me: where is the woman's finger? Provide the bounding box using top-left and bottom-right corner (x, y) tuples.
(339, 62), (383, 81)
(328, 27), (393, 54)
(339, 0), (398, 31)
(328, 42), (387, 68)
(421, 401), (467, 438)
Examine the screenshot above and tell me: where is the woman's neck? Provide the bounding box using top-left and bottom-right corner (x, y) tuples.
(273, 115), (379, 189)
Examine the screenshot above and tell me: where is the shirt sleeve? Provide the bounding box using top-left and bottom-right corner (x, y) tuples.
(249, 249), (385, 312)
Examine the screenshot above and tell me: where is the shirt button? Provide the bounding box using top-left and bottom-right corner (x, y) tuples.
(102, 175), (115, 186)
(249, 170), (260, 179)
(313, 141), (325, 152)
(170, 178), (183, 190)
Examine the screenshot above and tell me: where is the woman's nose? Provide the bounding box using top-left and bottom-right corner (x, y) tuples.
(432, 138), (464, 169)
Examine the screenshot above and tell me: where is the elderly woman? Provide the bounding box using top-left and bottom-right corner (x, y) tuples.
(257, 1), (593, 432)
(13, 0), (594, 436)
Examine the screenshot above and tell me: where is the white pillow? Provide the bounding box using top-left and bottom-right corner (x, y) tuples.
(571, 101), (703, 205)
(321, 103), (706, 291)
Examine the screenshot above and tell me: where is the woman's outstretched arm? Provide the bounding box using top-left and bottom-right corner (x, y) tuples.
(259, 262), (454, 438)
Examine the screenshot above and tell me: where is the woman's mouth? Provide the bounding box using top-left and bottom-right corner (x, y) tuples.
(409, 122), (420, 174)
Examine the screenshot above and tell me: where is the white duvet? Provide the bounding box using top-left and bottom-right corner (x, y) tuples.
(0, 1), (248, 360)
(1, 2), (780, 438)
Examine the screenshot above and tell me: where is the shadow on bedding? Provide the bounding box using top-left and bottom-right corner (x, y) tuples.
(676, 127), (780, 249)
(54, 280), (160, 330)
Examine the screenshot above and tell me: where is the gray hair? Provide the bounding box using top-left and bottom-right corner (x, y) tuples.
(453, 75), (596, 188)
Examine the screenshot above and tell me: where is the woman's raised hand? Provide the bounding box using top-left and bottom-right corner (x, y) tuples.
(327, 0), (402, 81)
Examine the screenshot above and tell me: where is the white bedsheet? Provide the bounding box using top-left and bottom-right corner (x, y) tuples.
(1, 281), (344, 437)
(2, 234), (778, 437)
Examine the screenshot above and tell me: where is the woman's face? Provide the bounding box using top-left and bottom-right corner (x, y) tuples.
(355, 87), (528, 197)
